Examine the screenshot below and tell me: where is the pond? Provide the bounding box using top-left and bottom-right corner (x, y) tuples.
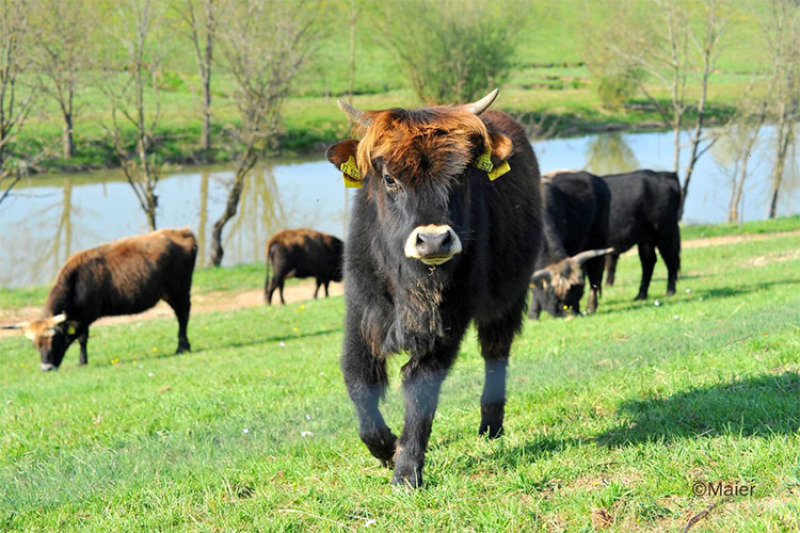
(1, 127), (798, 288)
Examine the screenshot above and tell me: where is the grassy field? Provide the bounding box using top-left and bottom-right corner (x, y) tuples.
(1, 220), (800, 531)
(10, 0), (772, 172)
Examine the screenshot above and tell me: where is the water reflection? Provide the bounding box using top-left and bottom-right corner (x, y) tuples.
(583, 132), (640, 175)
(0, 160), (351, 288)
(1, 127), (799, 289)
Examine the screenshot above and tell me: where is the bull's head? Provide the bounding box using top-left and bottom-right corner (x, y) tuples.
(326, 90), (514, 272)
(2, 313), (77, 371)
(530, 248), (614, 318)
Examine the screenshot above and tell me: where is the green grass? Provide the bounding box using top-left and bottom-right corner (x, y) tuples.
(2, 227), (800, 531)
(681, 215), (800, 240)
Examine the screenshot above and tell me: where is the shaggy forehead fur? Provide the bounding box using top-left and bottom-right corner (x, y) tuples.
(545, 258), (583, 299)
(356, 107), (491, 186)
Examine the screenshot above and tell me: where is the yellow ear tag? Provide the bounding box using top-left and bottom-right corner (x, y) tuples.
(474, 148), (494, 173)
(340, 155), (363, 189)
(487, 160), (511, 180)
(67, 324), (76, 336)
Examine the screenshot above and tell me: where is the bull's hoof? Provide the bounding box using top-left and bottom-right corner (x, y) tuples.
(479, 421), (504, 439)
(666, 289), (676, 296)
(175, 342), (191, 355)
(634, 294), (647, 301)
(361, 428), (397, 466)
(391, 457), (424, 489)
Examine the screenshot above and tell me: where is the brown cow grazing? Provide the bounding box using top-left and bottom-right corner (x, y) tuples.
(264, 229), (344, 305)
(2, 228), (197, 371)
(326, 89), (542, 488)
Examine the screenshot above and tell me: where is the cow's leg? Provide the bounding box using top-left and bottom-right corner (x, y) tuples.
(527, 291), (541, 319)
(279, 281), (286, 305)
(342, 332), (397, 467)
(78, 329), (89, 366)
(636, 242), (657, 300)
(585, 258), (605, 314)
(324, 280), (330, 298)
(477, 294), (525, 439)
(605, 254), (619, 287)
(165, 295), (191, 354)
(314, 279), (321, 299)
(264, 269), (272, 305)
(657, 236), (680, 296)
(392, 342), (460, 488)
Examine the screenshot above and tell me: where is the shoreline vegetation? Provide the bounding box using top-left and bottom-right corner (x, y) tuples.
(22, 91), (735, 176)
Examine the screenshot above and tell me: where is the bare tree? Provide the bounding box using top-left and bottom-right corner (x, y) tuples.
(0, 0), (36, 207)
(100, 0), (168, 230)
(180, 0), (215, 159)
(208, 0), (320, 266)
(30, 0), (91, 159)
(762, 0), (800, 219)
(605, 0), (728, 219)
(719, 93), (767, 224)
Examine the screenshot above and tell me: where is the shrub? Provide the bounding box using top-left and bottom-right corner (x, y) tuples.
(375, 0), (526, 104)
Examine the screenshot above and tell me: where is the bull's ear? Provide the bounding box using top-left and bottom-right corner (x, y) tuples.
(489, 132), (514, 165)
(326, 140), (363, 188)
(326, 140), (359, 169)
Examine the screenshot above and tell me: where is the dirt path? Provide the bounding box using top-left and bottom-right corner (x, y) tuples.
(3, 229), (799, 339)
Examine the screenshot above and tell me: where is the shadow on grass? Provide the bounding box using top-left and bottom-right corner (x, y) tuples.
(192, 327), (341, 353)
(603, 278), (800, 314)
(597, 372), (800, 447)
(449, 433), (583, 473)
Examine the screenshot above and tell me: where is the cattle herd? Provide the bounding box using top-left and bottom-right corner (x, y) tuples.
(3, 90), (682, 489)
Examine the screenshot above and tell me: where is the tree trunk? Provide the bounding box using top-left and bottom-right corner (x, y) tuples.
(202, 73), (212, 157)
(209, 151), (256, 266)
(145, 192), (157, 231)
(766, 123), (793, 219)
(63, 112), (75, 159)
(197, 170), (209, 268)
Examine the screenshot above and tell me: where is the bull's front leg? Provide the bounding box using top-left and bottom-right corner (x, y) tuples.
(342, 318), (397, 466)
(392, 343), (459, 489)
(477, 295), (525, 438)
(78, 329), (89, 366)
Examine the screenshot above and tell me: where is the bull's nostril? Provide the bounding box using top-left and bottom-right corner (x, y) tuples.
(441, 231), (452, 246)
(416, 233), (426, 245)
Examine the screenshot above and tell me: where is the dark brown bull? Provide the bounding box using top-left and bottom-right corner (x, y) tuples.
(325, 89), (542, 488)
(600, 170), (681, 299)
(264, 229), (344, 305)
(529, 170), (614, 318)
(2, 228), (197, 371)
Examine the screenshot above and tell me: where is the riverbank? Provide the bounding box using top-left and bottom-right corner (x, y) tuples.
(3, 217), (799, 330)
(23, 90), (733, 175)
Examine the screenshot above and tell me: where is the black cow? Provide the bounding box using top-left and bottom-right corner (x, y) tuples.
(264, 228), (344, 305)
(529, 170), (613, 319)
(325, 89), (542, 488)
(2, 228), (197, 371)
(600, 170), (681, 299)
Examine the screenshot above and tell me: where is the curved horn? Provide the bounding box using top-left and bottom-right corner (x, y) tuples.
(530, 268), (553, 284)
(336, 100), (373, 128)
(572, 247), (615, 266)
(465, 88), (499, 115)
(51, 313), (68, 325)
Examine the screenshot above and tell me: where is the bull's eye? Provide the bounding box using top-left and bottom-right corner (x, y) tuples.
(382, 171), (401, 194)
